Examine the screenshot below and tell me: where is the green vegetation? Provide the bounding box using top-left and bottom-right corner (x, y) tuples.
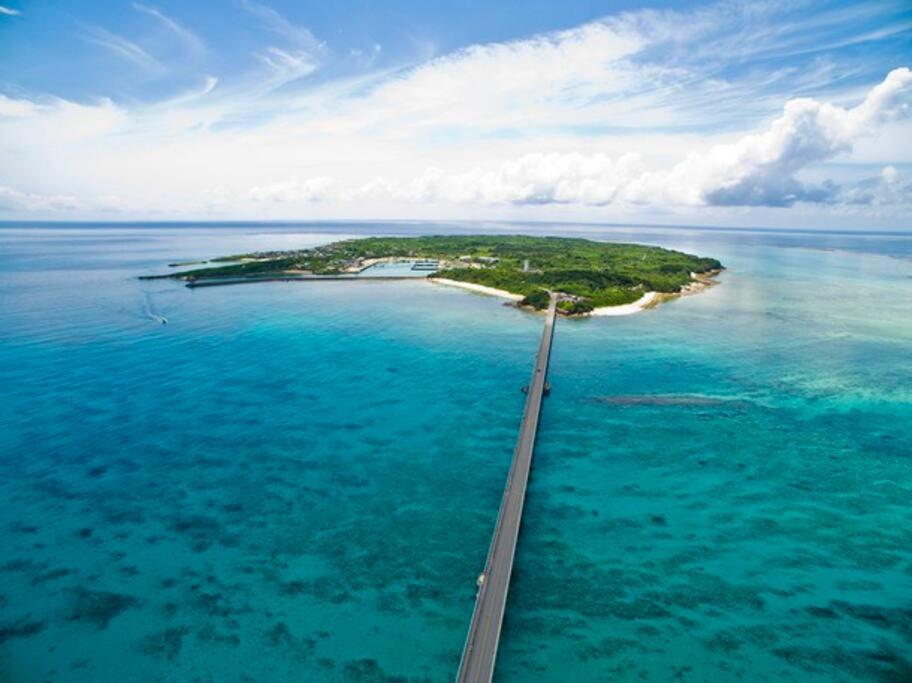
(520, 289), (551, 310)
(557, 298), (595, 315)
(151, 235), (722, 314)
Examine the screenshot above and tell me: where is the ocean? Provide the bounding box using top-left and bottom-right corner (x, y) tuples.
(0, 222), (910, 682)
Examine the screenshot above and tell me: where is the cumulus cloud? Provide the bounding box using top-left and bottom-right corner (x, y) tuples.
(838, 165), (911, 205)
(376, 68), (912, 208)
(376, 153), (646, 205)
(653, 66), (912, 206)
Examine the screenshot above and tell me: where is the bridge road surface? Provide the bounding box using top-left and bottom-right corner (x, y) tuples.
(456, 293), (558, 683)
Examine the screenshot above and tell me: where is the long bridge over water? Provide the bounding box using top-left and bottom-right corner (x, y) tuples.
(457, 293), (558, 682)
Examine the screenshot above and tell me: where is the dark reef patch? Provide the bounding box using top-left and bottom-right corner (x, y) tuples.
(9, 521), (39, 534)
(31, 567), (73, 585)
(1, 558), (41, 573)
(341, 658), (410, 682)
(196, 624), (241, 647)
(591, 394), (751, 408)
(771, 643), (888, 678)
(167, 512), (238, 551)
(67, 588), (142, 629)
(578, 636), (639, 661)
(265, 622), (316, 661)
(833, 601), (912, 634)
(142, 626), (190, 660)
(0, 617), (47, 643)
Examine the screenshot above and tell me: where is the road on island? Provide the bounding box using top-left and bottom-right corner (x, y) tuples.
(457, 293), (558, 683)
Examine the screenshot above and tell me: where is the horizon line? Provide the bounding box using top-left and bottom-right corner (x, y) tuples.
(0, 219), (910, 237)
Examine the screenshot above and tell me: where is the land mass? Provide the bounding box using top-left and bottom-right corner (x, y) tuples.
(145, 235), (723, 315)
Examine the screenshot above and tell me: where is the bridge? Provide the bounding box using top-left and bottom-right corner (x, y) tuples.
(457, 292), (558, 682)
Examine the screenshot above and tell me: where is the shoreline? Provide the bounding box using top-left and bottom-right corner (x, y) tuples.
(589, 291), (658, 317)
(428, 278), (524, 301)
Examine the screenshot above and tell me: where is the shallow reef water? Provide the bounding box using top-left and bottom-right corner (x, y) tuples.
(0, 223), (910, 681)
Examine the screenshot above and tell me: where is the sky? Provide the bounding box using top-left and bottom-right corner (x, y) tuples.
(0, 0), (910, 228)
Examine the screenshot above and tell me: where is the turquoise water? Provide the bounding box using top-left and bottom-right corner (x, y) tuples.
(0, 223), (910, 682)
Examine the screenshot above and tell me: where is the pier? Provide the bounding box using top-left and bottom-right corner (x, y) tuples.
(183, 274), (421, 288)
(457, 293), (558, 683)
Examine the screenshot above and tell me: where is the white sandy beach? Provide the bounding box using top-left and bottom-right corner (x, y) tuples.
(589, 291), (657, 316)
(429, 278), (524, 301)
(431, 277), (660, 316)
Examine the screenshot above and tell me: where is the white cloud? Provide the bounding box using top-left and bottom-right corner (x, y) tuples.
(0, 186), (80, 211)
(257, 47), (318, 84)
(84, 26), (164, 73)
(0, 94), (39, 117)
(376, 153), (646, 205)
(374, 68), (912, 208)
(244, 177), (332, 203)
(1, 1), (910, 224)
(239, 0), (323, 55)
(839, 165), (911, 205)
(0, 96), (126, 143)
(365, 21), (645, 131)
(132, 3), (205, 53)
(0, 5), (19, 16)
(653, 66), (912, 206)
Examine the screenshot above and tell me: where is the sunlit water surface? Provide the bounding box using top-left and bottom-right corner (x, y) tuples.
(0, 223), (910, 682)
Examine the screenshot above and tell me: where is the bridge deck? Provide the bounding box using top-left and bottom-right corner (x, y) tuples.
(457, 293), (558, 683)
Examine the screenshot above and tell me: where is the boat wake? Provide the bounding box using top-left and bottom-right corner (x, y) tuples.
(142, 291), (168, 324)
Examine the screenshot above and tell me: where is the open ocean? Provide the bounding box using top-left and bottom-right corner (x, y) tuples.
(0, 222), (910, 682)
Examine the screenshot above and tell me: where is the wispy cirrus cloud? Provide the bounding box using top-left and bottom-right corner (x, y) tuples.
(238, 0), (323, 53)
(0, 5), (20, 17)
(238, 0), (324, 86)
(83, 25), (163, 73)
(257, 46), (318, 84)
(132, 3), (205, 53)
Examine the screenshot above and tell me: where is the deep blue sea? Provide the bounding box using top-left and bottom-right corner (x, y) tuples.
(1, 222), (910, 682)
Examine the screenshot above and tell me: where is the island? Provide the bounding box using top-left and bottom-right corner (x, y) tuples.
(144, 235), (723, 316)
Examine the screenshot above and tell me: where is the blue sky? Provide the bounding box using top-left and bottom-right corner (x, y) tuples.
(0, 0), (910, 227)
